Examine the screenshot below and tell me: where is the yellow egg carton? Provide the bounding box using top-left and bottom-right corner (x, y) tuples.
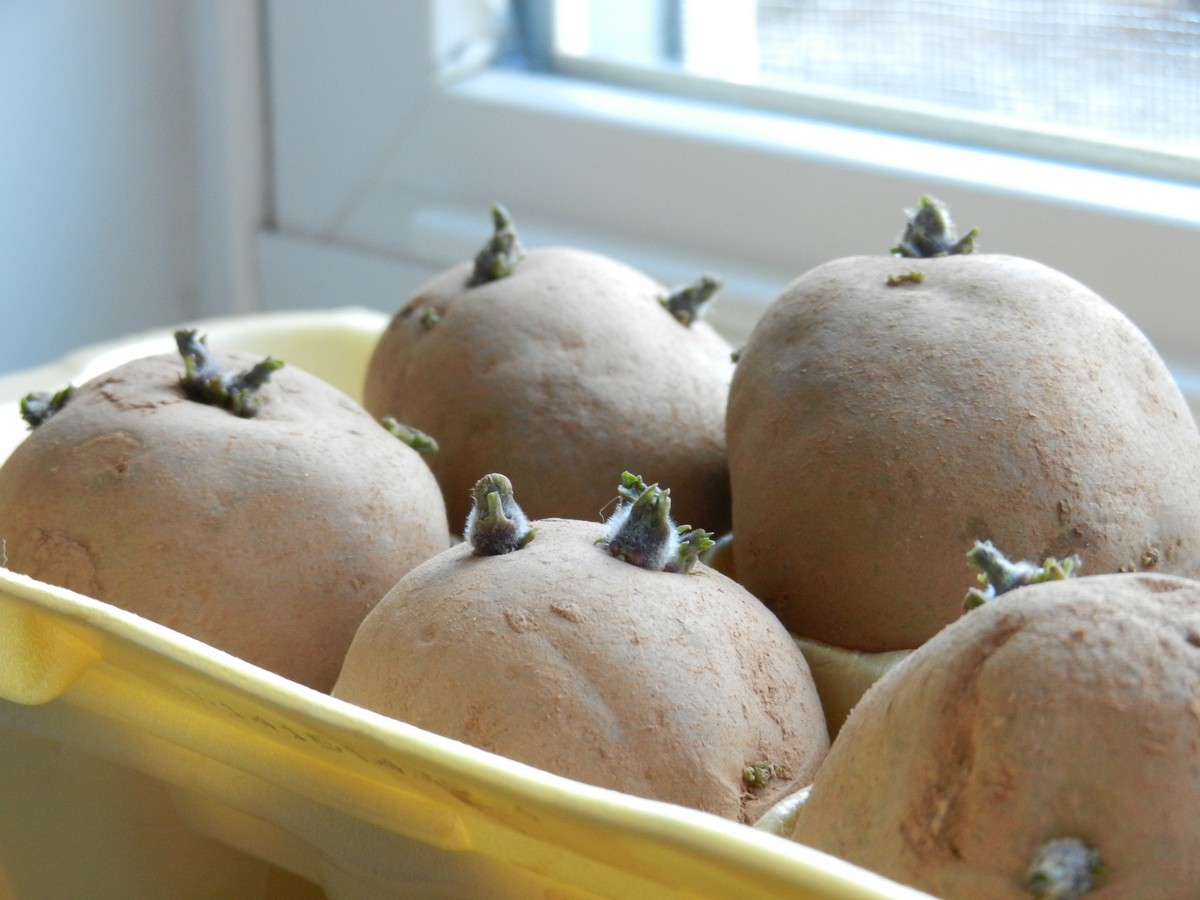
(0, 309), (928, 899)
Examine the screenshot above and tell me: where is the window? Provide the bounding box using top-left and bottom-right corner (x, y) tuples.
(259, 1), (1199, 405)
(524, 0), (1199, 183)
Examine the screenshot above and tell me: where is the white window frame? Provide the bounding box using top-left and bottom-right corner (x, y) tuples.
(259, 1), (1199, 396)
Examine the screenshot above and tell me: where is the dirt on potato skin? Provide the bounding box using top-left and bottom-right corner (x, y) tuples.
(790, 573), (1200, 899)
(363, 248), (735, 537)
(0, 351), (450, 692)
(333, 517), (829, 824)
(727, 253), (1200, 652)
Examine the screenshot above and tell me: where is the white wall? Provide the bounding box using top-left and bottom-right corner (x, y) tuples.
(0, 1), (263, 378)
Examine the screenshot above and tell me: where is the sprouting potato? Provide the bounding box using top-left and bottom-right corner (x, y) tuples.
(786, 569), (1200, 899)
(333, 472), (829, 824)
(362, 206), (736, 537)
(727, 196), (1200, 654)
(0, 331), (450, 691)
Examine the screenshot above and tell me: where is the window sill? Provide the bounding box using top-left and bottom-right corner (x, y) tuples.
(264, 54), (1199, 388)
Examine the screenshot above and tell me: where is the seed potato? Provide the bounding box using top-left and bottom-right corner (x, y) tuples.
(789, 572), (1200, 899)
(727, 197), (1200, 653)
(0, 335), (450, 691)
(334, 475), (829, 823)
(363, 207), (736, 535)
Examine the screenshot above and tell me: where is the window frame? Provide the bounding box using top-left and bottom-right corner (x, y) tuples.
(533, 0), (1199, 185)
(260, 1), (1199, 387)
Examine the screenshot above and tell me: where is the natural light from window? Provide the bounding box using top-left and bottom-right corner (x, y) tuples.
(534, 0), (1199, 182)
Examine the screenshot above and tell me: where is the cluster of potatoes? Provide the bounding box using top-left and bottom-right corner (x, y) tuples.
(3, 197), (1200, 897)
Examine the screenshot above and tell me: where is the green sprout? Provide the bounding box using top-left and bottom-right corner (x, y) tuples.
(20, 385), (75, 429)
(175, 330), (283, 418)
(601, 472), (709, 574)
(892, 195), (978, 258)
(963, 540), (1081, 611)
(464, 473), (535, 556)
(469, 204), (526, 286)
(742, 762), (780, 789)
(381, 417), (439, 456)
(1026, 837), (1103, 900)
(660, 274), (723, 326)
(886, 270), (925, 286)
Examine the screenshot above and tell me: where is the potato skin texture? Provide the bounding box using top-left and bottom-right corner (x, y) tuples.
(727, 253), (1200, 651)
(0, 351), (450, 692)
(790, 573), (1200, 899)
(362, 248), (735, 535)
(333, 517), (830, 824)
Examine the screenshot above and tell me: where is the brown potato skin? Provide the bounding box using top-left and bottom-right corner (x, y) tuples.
(727, 253), (1200, 651)
(790, 573), (1200, 898)
(363, 248), (735, 536)
(333, 517), (829, 824)
(0, 351), (450, 692)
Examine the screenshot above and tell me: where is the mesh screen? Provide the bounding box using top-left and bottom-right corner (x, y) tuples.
(742, 1), (1199, 154)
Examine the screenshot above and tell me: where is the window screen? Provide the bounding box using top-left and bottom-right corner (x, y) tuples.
(512, 0), (1199, 181)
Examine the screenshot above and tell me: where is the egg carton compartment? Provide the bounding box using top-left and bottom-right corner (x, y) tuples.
(0, 309), (928, 900)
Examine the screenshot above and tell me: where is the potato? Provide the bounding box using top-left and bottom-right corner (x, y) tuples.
(0, 333), (450, 691)
(333, 473), (829, 823)
(727, 196), (1200, 653)
(363, 206), (735, 536)
(788, 572), (1200, 899)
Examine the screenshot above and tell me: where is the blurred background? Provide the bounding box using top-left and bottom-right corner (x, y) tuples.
(2, 0), (1196, 401)
(1, 1), (264, 375)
